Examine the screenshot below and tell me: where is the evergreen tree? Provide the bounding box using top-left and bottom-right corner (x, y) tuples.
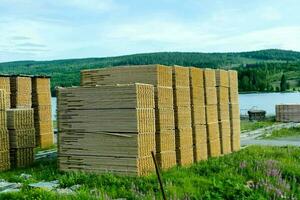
(280, 74), (288, 91)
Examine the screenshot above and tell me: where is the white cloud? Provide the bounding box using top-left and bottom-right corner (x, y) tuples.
(103, 16), (300, 53)
(214, 26), (300, 52)
(60, 0), (118, 12)
(261, 7), (282, 21)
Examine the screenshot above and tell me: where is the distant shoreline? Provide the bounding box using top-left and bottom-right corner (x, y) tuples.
(239, 91), (300, 94)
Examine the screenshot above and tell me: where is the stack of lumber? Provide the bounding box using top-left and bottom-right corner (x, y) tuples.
(0, 75), (11, 109)
(172, 66), (193, 166)
(7, 108), (35, 168)
(228, 70), (240, 151)
(204, 69), (221, 157)
(32, 76), (53, 148)
(0, 90), (10, 171)
(57, 84), (156, 176)
(189, 67), (207, 162)
(276, 104), (300, 122)
(81, 65), (176, 170)
(10, 76), (32, 108)
(215, 70), (231, 154)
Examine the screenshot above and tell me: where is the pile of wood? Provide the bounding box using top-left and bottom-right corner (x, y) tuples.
(10, 76), (32, 108)
(57, 84), (156, 176)
(0, 76), (11, 109)
(7, 108), (35, 168)
(32, 76), (53, 148)
(189, 68), (207, 161)
(172, 66), (193, 166)
(56, 65), (241, 176)
(0, 90), (10, 171)
(216, 70), (231, 154)
(204, 69), (221, 157)
(228, 71), (240, 151)
(276, 104), (300, 122)
(81, 65), (177, 170)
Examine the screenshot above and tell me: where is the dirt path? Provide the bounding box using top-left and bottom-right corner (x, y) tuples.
(241, 122), (300, 147)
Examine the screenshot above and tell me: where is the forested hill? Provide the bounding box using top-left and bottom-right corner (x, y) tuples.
(1, 49), (300, 95)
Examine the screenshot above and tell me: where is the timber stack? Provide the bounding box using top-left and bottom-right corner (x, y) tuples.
(7, 108), (35, 168)
(0, 75), (11, 109)
(81, 65), (177, 170)
(189, 67), (207, 162)
(32, 76), (53, 148)
(215, 70), (231, 154)
(0, 90), (10, 171)
(10, 76), (32, 108)
(56, 65), (241, 176)
(57, 84), (156, 176)
(172, 66), (193, 166)
(204, 69), (221, 157)
(228, 70), (241, 151)
(276, 104), (300, 122)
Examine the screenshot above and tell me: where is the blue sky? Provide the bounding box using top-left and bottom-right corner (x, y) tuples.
(1, 0), (300, 62)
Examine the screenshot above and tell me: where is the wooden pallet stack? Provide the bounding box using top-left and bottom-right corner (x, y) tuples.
(189, 67), (207, 162)
(0, 90), (10, 171)
(7, 108), (35, 168)
(215, 70), (231, 154)
(32, 76), (53, 148)
(276, 104), (300, 122)
(57, 84), (156, 176)
(0, 75), (11, 109)
(172, 66), (193, 166)
(81, 65), (177, 170)
(204, 69), (221, 157)
(228, 70), (240, 151)
(10, 76), (32, 108)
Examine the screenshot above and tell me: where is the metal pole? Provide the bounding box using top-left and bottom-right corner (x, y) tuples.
(151, 151), (167, 200)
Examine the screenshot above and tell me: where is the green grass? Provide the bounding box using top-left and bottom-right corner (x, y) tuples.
(52, 121), (57, 129)
(0, 146), (300, 199)
(34, 144), (57, 153)
(241, 118), (278, 132)
(261, 127), (300, 139)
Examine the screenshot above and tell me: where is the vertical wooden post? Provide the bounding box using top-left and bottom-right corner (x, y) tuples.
(151, 151), (167, 200)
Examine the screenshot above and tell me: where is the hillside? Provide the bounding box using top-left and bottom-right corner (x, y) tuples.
(0, 49), (300, 95)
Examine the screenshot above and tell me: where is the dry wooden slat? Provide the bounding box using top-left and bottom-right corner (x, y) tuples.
(215, 69), (229, 87)
(206, 105), (218, 123)
(207, 122), (220, 141)
(229, 103), (240, 119)
(189, 67), (204, 88)
(219, 120), (231, 154)
(81, 66), (176, 170)
(172, 66), (193, 166)
(10, 76), (32, 108)
(0, 76), (11, 109)
(192, 125), (208, 161)
(81, 65), (172, 87)
(205, 87), (218, 105)
(155, 130), (176, 152)
(0, 150), (10, 171)
(7, 109), (34, 129)
(218, 104), (230, 121)
(156, 151), (177, 170)
(57, 83), (156, 176)
(191, 106), (206, 125)
(10, 148), (34, 168)
(204, 69), (216, 87)
(32, 76), (53, 148)
(276, 104), (300, 122)
(207, 138), (221, 157)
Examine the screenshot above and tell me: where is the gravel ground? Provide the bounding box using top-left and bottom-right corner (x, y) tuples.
(241, 122), (300, 147)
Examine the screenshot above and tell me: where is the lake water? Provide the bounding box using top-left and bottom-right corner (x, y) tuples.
(51, 92), (300, 120)
(239, 92), (300, 116)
